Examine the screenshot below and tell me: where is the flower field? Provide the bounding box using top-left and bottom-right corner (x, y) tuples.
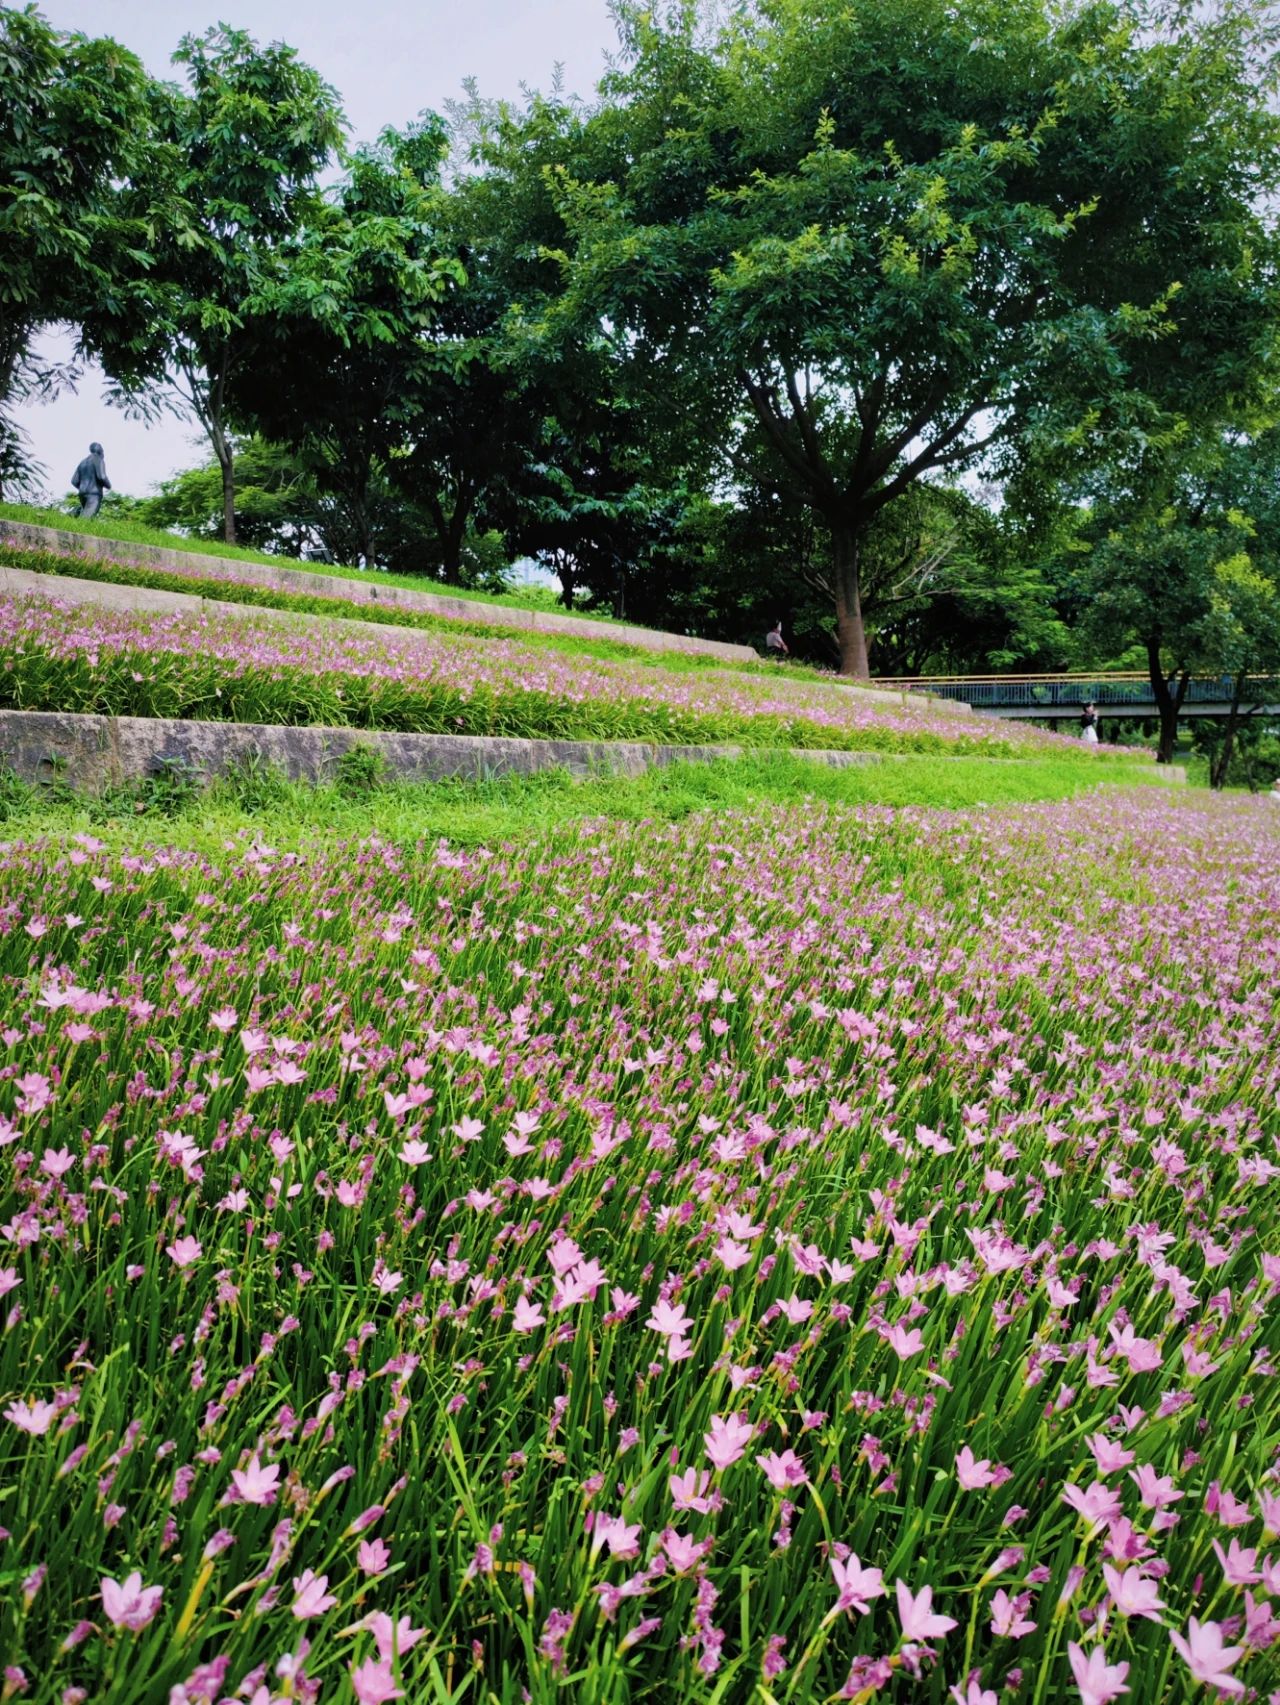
(0, 591), (1077, 758)
(0, 787), (1276, 1703)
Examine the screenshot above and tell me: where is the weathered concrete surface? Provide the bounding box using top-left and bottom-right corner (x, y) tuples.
(0, 709), (882, 793)
(0, 517), (758, 661)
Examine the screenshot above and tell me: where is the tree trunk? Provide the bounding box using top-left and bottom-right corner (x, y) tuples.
(1210, 671), (1246, 790)
(558, 557), (577, 611)
(219, 451), (237, 547)
(833, 522), (871, 679)
(1145, 636), (1188, 765)
(205, 358), (237, 547)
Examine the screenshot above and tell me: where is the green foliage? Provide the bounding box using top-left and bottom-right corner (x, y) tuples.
(110, 26), (346, 543)
(0, 7), (160, 492)
(333, 742), (390, 798)
(0, 750), (1161, 847)
(535, 0), (1280, 672)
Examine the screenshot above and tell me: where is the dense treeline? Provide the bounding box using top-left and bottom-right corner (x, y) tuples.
(3, 0), (1279, 742)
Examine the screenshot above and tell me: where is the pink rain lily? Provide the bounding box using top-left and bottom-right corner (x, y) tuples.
(950, 1682), (998, 1705)
(512, 1296), (545, 1334)
(647, 1298), (693, 1339)
(166, 1236), (202, 1269)
(830, 1554), (886, 1616)
(757, 1448), (808, 1491)
(349, 1658), (404, 1705)
(956, 1446), (997, 1490)
(230, 1452), (281, 1506)
(704, 1414), (754, 1470)
(292, 1568), (338, 1618)
(1168, 1618), (1245, 1694)
(1087, 1433), (1135, 1476)
(357, 1538), (390, 1576)
(1213, 1538), (1261, 1586)
(590, 1513), (642, 1560)
(669, 1467), (714, 1514)
(1062, 1482), (1122, 1527)
(4, 1398), (58, 1436)
(662, 1529), (710, 1573)
(100, 1571), (163, 1632)
(882, 1321), (926, 1358)
(1102, 1564), (1165, 1622)
(359, 1611), (426, 1661)
(1067, 1640), (1130, 1705)
(989, 1589), (1036, 1638)
(895, 1580), (957, 1641)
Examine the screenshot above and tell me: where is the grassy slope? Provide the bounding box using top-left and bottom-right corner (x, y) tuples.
(0, 752), (1167, 853)
(0, 541), (840, 685)
(0, 500), (641, 627)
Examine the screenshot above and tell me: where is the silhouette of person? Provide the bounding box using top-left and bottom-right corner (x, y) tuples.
(71, 442), (110, 518)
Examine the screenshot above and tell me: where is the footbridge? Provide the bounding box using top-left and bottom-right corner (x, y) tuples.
(873, 673), (1280, 722)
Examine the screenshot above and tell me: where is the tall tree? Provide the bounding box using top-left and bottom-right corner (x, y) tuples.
(0, 7), (160, 494)
(543, 0), (1280, 674)
(232, 118), (465, 568)
(122, 26), (344, 544)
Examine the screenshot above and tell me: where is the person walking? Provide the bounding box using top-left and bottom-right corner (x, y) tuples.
(1080, 701), (1099, 745)
(765, 620), (790, 659)
(70, 442), (110, 518)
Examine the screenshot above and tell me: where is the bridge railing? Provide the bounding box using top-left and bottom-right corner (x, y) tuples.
(873, 673), (1280, 710)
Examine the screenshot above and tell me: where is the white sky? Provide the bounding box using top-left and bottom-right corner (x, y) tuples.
(17, 0), (620, 501)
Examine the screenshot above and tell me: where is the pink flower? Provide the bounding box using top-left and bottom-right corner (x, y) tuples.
(1062, 1481), (1122, 1527)
(756, 1449), (807, 1490)
(830, 1553), (886, 1616)
(357, 1538), (390, 1576)
(4, 1398), (58, 1436)
(1102, 1564), (1165, 1622)
(167, 1236), (202, 1269)
(669, 1467), (713, 1513)
(590, 1514), (642, 1560)
(662, 1528), (709, 1573)
(647, 1298), (693, 1338)
(989, 1588), (1036, 1638)
(882, 1321), (926, 1358)
(360, 1611), (426, 1661)
(230, 1452), (280, 1506)
(1168, 1619), (1244, 1695)
(895, 1580), (957, 1641)
(1129, 1464), (1183, 1510)
(350, 1658), (404, 1705)
(1067, 1640), (1130, 1705)
(1212, 1538), (1261, 1586)
(704, 1414), (754, 1470)
(512, 1296), (545, 1334)
(100, 1571), (163, 1631)
(1087, 1433), (1134, 1476)
(951, 1682), (998, 1705)
(956, 1446), (997, 1490)
(292, 1568), (337, 1619)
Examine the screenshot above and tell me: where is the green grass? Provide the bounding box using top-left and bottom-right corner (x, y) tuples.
(0, 500), (640, 627)
(0, 543), (859, 691)
(0, 750), (1168, 853)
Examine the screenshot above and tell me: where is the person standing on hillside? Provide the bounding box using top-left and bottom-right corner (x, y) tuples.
(765, 620), (790, 659)
(70, 442), (111, 518)
(1080, 701), (1099, 745)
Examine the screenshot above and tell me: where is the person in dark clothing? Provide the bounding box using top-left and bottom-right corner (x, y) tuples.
(1080, 701), (1099, 745)
(70, 443), (110, 518)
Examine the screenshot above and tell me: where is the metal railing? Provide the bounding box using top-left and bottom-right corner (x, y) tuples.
(873, 673), (1280, 711)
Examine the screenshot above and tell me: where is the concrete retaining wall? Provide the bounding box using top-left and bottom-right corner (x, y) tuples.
(0, 518), (758, 662)
(0, 709), (880, 794)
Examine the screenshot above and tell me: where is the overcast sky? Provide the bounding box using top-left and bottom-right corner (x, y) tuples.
(18, 0), (620, 501)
